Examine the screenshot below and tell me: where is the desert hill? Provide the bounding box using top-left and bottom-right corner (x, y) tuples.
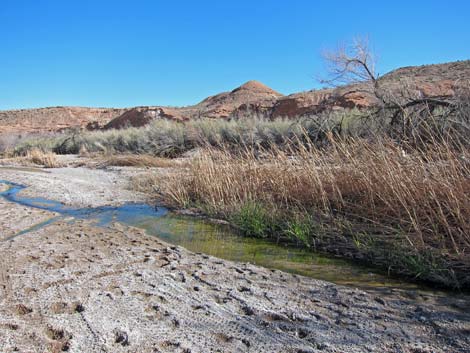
(1, 60), (468, 133)
(104, 80), (283, 129)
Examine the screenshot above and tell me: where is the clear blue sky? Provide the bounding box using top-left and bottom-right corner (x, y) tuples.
(1, 0), (469, 110)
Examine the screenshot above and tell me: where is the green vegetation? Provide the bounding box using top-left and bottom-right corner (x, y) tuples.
(230, 202), (274, 238)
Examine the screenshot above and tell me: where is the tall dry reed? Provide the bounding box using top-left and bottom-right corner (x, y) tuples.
(158, 138), (470, 287)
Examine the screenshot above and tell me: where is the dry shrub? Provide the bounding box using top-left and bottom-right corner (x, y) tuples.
(131, 173), (161, 194)
(130, 160), (188, 198)
(158, 138), (470, 287)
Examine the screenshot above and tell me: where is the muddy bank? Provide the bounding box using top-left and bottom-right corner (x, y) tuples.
(0, 166), (469, 352)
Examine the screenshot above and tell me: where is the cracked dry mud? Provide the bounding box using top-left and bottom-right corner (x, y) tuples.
(0, 167), (469, 353)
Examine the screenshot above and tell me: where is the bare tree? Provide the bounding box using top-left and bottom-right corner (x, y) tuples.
(319, 37), (467, 145)
(321, 37), (378, 87)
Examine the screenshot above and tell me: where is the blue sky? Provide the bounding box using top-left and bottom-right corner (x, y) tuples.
(1, 0), (469, 110)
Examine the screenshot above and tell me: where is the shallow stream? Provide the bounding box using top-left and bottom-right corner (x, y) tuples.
(0, 179), (431, 291)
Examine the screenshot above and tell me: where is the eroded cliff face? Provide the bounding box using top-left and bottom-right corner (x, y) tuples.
(0, 107), (127, 134)
(1, 60), (468, 133)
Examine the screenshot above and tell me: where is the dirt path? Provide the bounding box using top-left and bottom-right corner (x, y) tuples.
(0, 166), (469, 353)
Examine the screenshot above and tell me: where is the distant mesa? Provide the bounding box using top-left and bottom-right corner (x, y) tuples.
(1, 60), (469, 134)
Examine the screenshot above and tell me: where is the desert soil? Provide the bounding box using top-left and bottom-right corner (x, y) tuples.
(0, 165), (469, 353)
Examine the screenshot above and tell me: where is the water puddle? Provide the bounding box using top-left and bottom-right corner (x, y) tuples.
(0, 179), (437, 291)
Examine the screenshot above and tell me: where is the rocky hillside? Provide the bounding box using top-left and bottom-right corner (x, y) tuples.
(105, 80), (283, 129)
(256, 60), (470, 119)
(1, 60), (468, 133)
(103, 59), (470, 128)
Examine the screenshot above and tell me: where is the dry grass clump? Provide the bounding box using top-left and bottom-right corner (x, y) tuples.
(158, 138), (470, 288)
(97, 154), (177, 168)
(25, 148), (62, 168)
(0, 148), (62, 168)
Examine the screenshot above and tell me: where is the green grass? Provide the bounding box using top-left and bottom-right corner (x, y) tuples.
(230, 202), (274, 238)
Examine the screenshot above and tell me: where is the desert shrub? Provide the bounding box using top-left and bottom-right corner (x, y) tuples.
(11, 117), (349, 157)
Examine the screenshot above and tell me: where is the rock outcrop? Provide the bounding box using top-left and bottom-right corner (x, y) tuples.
(0, 107), (126, 134)
(103, 107), (186, 130)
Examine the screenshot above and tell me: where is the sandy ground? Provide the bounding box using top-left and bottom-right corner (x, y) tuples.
(0, 164), (146, 207)
(0, 165), (469, 353)
(0, 197), (58, 241)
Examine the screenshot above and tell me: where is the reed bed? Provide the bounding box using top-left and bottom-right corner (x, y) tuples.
(155, 138), (470, 288)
